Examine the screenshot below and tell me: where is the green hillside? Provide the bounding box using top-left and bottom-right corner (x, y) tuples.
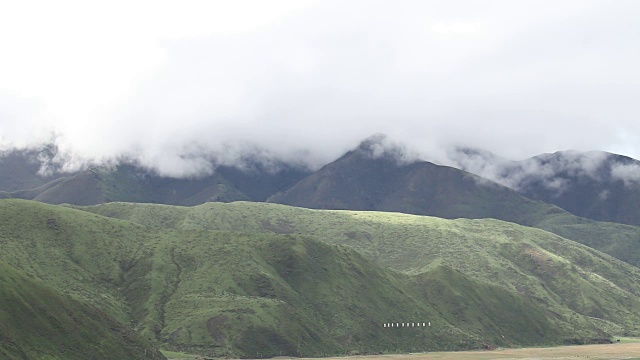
(0, 260), (165, 360)
(0, 199), (625, 357)
(264, 147), (640, 269)
(80, 201), (640, 336)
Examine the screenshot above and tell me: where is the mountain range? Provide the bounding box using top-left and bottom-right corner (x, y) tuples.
(3, 137), (640, 227)
(3, 136), (640, 358)
(451, 147), (640, 226)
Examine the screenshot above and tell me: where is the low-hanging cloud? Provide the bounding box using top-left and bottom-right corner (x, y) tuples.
(449, 148), (640, 193)
(611, 163), (640, 186)
(1, 0), (640, 177)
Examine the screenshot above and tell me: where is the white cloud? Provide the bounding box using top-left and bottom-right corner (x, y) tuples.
(611, 163), (640, 186)
(1, 0), (639, 176)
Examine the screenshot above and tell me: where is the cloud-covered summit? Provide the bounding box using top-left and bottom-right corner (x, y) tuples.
(1, 1), (640, 177)
(448, 147), (640, 195)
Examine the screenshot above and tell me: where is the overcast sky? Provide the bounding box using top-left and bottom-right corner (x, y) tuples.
(1, 0), (639, 176)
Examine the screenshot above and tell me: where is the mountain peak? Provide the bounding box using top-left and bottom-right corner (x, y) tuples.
(356, 133), (388, 151)
(351, 133), (420, 165)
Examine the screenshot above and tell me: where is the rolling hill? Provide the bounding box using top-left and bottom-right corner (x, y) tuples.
(79, 201), (640, 338)
(266, 142), (640, 269)
(4, 140), (640, 229)
(0, 259), (165, 360)
(4, 140), (639, 230)
(2, 199), (633, 357)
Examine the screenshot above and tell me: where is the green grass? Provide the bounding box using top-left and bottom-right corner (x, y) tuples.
(613, 337), (640, 343)
(160, 350), (199, 358)
(264, 150), (640, 270)
(79, 201), (640, 335)
(0, 260), (164, 360)
(5, 199), (640, 358)
(0, 200), (488, 357)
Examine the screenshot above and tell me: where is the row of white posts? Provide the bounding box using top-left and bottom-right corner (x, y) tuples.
(383, 322), (430, 328)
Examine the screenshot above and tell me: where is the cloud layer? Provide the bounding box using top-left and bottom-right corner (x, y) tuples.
(449, 148), (640, 194)
(1, 0), (640, 176)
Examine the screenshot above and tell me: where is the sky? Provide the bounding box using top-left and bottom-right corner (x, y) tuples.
(1, 0), (639, 177)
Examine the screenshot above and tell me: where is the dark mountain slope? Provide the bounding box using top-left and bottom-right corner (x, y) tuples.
(451, 148), (640, 226)
(0, 259), (164, 360)
(1, 162), (310, 206)
(267, 145), (640, 268)
(511, 151), (640, 226)
(216, 162), (311, 201)
(0, 148), (63, 192)
(268, 144), (566, 226)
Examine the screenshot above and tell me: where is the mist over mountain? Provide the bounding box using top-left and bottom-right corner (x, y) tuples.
(0, 145), (69, 191)
(3, 134), (640, 228)
(267, 138), (532, 221)
(0, 157), (311, 206)
(450, 148), (640, 225)
(3, 1), (640, 358)
(2, 1), (640, 177)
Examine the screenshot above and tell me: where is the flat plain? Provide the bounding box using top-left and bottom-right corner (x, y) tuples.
(291, 343), (640, 360)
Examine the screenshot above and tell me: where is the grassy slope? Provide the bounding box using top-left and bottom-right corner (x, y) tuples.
(265, 150), (640, 269)
(80, 201), (640, 337)
(0, 199), (610, 358)
(0, 260), (165, 360)
(532, 212), (640, 268)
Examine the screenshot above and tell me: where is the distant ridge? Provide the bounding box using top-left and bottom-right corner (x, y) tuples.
(0, 147), (62, 192)
(449, 147), (640, 225)
(511, 151), (640, 226)
(268, 139), (562, 223)
(2, 137), (640, 227)
(0, 161), (310, 206)
(267, 140), (640, 269)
